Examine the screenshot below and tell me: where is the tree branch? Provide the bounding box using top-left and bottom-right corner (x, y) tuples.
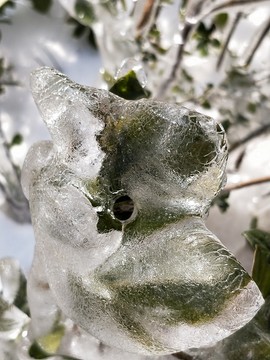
(229, 123), (270, 152)
(225, 176), (270, 191)
(244, 16), (270, 67)
(217, 12), (242, 70)
(156, 22), (193, 99)
(136, 0), (156, 32)
(0, 80), (19, 86)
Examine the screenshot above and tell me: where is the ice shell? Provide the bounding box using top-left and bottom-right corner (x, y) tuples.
(23, 67), (264, 355)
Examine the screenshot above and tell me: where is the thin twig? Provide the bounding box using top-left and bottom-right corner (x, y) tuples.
(234, 148), (246, 170)
(202, 0), (270, 20)
(217, 12), (242, 70)
(136, 0), (161, 39)
(156, 0), (209, 99)
(224, 176), (270, 191)
(0, 80), (20, 86)
(155, 0), (206, 99)
(244, 17), (270, 67)
(229, 123), (270, 152)
(136, 0), (156, 32)
(156, 22), (193, 99)
(255, 74), (270, 84)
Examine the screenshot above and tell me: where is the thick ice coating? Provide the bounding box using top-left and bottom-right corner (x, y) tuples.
(22, 67), (264, 356)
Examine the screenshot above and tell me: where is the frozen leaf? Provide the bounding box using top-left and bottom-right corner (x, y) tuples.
(247, 102), (257, 114)
(13, 271), (28, 315)
(214, 13), (229, 29)
(38, 324), (65, 354)
(243, 229), (270, 298)
(243, 229), (270, 251)
(252, 247), (270, 299)
(0, 0), (14, 13)
(0, 258), (22, 305)
(0, 0), (9, 8)
(22, 67), (263, 356)
(30, 0), (52, 13)
(9, 133), (23, 147)
(211, 189), (230, 212)
(29, 342), (52, 359)
(68, 18), (97, 49)
(0, 258), (30, 340)
(29, 340), (83, 359)
(110, 70), (150, 100)
(185, 297), (270, 360)
(74, 0), (95, 26)
(29, 324), (70, 360)
(0, 305), (28, 340)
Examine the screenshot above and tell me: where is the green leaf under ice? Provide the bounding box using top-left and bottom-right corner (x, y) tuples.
(109, 70), (151, 100)
(183, 297), (270, 360)
(243, 229), (270, 298)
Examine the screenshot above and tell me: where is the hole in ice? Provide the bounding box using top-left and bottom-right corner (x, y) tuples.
(113, 195), (135, 221)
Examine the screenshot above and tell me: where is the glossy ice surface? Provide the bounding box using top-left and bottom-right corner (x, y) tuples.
(22, 67), (264, 355)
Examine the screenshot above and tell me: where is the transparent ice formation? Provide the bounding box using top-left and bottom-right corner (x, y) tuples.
(0, 258), (29, 341)
(22, 67), (264, 356)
